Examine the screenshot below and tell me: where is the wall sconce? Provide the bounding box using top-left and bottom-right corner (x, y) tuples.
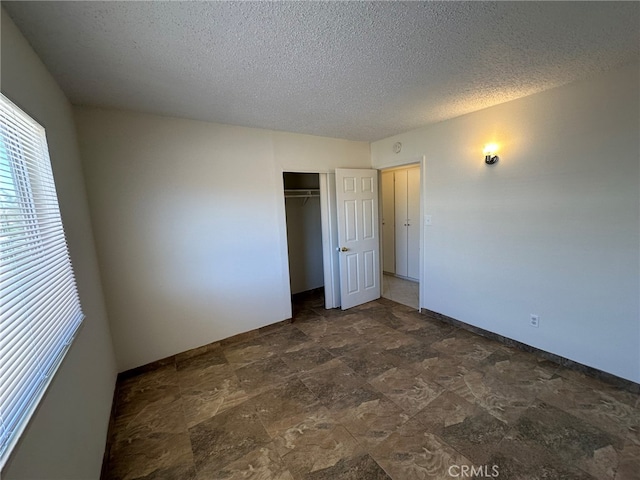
(483, 143), (499, 165)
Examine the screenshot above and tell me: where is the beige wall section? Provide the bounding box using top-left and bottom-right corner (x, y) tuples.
(372, 63), (640, 383)
(1, 10), (117, 480)
(273, 130), (370, 173)
(74, 107), (370, 371)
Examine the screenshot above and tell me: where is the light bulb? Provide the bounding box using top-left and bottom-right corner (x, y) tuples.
(483, 143), (499, 155)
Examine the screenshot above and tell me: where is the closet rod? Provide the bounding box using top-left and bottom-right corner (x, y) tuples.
(284, 189), (320, 198)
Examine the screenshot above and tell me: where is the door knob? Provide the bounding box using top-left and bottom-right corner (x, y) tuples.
(340, 247), (349, 252)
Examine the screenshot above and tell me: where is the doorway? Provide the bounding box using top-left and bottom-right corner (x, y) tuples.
(283, 172), (325, 311)
(380, 164), (421, 309)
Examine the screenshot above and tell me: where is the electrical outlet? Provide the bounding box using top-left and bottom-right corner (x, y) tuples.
(530, 314), (540, 328)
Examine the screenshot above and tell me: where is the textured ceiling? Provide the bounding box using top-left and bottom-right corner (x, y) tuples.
(3, 1), (639, 141)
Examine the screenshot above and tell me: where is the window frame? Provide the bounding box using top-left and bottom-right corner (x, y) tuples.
(0, 93), (85, 469)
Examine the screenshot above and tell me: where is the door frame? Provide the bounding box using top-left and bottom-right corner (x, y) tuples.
(280, 156), (425, 313)
(335, 168), (381, 310)
(319, 173), (340, 308)
(377, 156), (425, 311)
(280, 170), (341, 310)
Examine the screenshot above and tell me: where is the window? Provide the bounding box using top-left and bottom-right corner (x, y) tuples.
(0, 93), (84, 467)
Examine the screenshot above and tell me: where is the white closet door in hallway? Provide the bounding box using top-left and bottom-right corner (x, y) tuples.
(381, 170), (396, 274)
(393, 166), (420, 280)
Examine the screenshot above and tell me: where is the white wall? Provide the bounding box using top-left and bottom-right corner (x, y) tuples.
(1, 10), (118, 479)
(74, 107), (370, 371)
(372, 63), (640, 383)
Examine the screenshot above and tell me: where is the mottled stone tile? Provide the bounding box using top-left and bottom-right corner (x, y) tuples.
(261, 326), (311, 351)
(483, 440), (595, 480)
(189, 401), (271, 477)
(444, 407), (509, 464)
(388, 310), (454, 343)
(279, 423), (363, 478)
(181, 374), (244, 428)
(416, 354), (471, 389)
(314, 328), (369, 356)
(373, 310), (410, 330)
(615, 440), (640, 480)
(116, 364), (180, 419)
(430, 331), (497, 365)
(345, 315), (393, 335)
(480, 347), (558, 391)
(292, 307), (322, 322)
(556, 366), (640, 400)
(222, 340), (276, 369)
(270, 407), (338, 453)
(113, 393), (186, 445)
(293, 317), (333, 338)
(251, 378), (322, 435)
(371, 421), (474, 480)
(384, 341), (436, 367)
(369, 366), (443, 416)
(324, 383), (410, 450)
(303, 453), (392, 479)
(234, 355), (298, 392)
(206, 442), (294, 480)
(299, 358), (367, 404)
(508, 400), (624, 477)
(376, 295), (399, 306)
(339, 345), (403, 380)
(280, 342), (335, 373)
(416, 391), (510, 464)
(106, 289), (640, 480)
(447, 369), (535, 425)
(536, 374), (640, 444)
(108, 431), (194, 480)
(371, 330), (421, 352)
(176, 345), (227, 371)
(177, 358), (236, 391)
(134, 462), (197, 480)
(311, 306), (351, 319)
(349, 300), (390, 313)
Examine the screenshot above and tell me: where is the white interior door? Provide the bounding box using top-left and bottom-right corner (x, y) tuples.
(335, 168), (381, 310)
(394, 169), (409, 277)
(381, 171), (395, 274)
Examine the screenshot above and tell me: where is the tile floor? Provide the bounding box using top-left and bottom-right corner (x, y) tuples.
(382, 273), (419, 309)
(105, 291), (639, 480)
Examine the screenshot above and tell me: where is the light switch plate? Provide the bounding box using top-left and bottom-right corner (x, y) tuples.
(424, 215), (432, 226)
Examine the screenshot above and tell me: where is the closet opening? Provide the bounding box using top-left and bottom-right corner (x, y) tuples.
(380, 163), (421, 309)
(283, 172), (326, 316)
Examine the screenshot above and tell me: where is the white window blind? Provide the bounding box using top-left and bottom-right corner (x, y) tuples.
(0, 93), (84, 467)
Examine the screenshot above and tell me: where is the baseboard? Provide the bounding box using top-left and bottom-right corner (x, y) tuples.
(100, 381), (120, 480)
(420, 307), (639, 394)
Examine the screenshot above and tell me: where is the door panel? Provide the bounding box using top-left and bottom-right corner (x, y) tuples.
(344, 200), (357, 242)
(346, 253), (359, 293)
(336, 168), (381, 310)
(363, 198), (374, 239)
(364, 250), (375, 288)
(381, 171), (395, 273)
